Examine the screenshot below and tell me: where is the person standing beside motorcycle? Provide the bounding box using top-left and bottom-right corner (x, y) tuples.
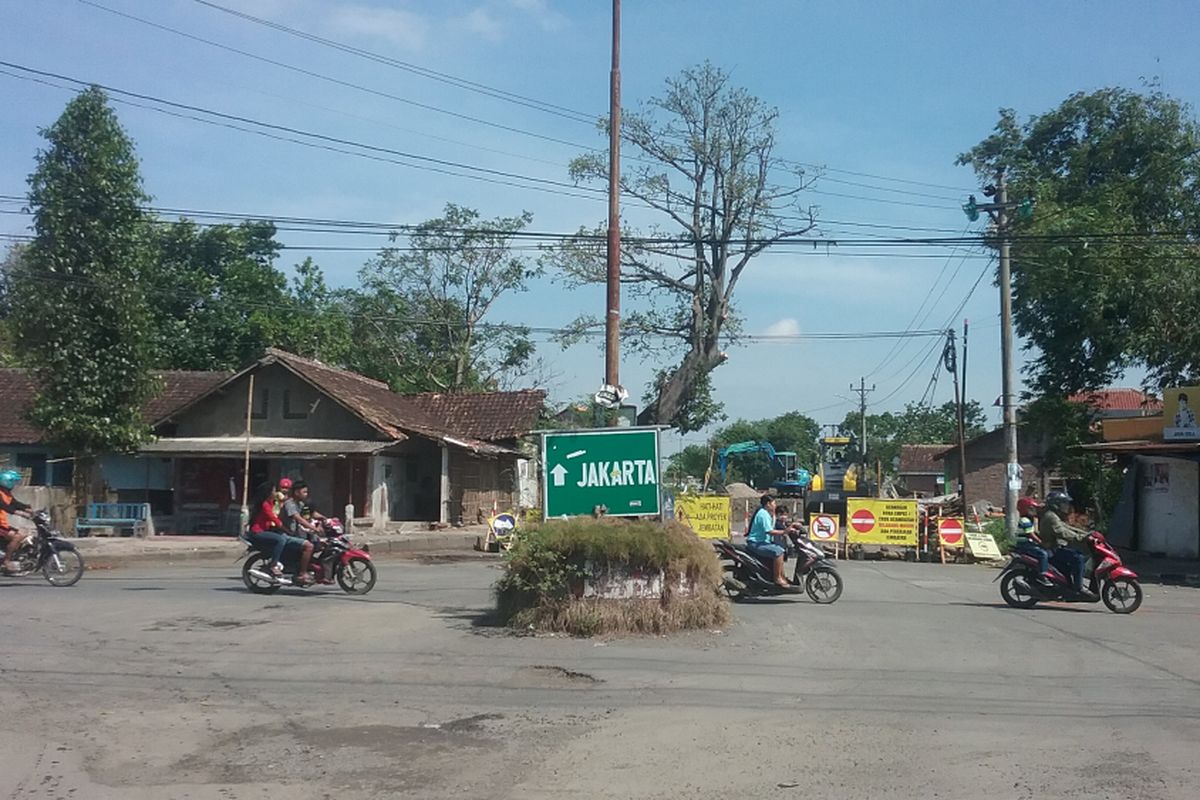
(281, 481), (318, 586)
(1040, 491), (1094, 599)
(747, 494), (791, 589)
(0, 469), (33, 575)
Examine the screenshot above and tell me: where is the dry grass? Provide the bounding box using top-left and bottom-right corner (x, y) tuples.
(495, 517), (730, 636)
(511, 591), (731, 637)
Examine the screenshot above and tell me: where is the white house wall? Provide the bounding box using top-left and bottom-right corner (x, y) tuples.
(1138, 457), (1200, 559)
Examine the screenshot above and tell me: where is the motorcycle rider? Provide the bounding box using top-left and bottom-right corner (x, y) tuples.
(280, 481), (318, 586)
(1040, 490), (1095, 599)
(248, 480), (289, 580)
(747, 494), (792, 589)
(1014, 516), (1053, 586)
(0, 469), (33, 574)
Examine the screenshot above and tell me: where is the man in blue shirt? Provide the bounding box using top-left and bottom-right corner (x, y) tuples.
(747, 494), (791, 588)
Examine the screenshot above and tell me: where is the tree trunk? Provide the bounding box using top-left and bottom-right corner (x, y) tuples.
(638, 347), (723, 427)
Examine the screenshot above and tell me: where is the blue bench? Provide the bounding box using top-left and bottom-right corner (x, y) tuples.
(76, 502), (151, 537)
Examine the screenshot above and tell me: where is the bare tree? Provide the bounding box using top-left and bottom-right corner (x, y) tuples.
(552, 62), (816, 432)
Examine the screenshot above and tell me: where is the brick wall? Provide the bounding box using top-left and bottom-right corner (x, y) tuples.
(942, 429), (1048, 511)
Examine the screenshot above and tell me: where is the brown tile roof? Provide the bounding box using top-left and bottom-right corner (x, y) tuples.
(399, 390), (545, 441)
(0, 369), (232, 445)
(1068, 388), (1162, 412)
(897, 444), (950, 474)
(263, 349), (544, 448)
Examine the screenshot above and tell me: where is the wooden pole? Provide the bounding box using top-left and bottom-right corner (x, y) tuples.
(239, 375), (255, 533)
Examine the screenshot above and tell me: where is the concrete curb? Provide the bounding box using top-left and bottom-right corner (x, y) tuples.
(77, 531), (483, 569)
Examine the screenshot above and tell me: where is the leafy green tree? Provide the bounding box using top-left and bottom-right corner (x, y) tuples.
(958, 87), (1200, 394)
(282, 257), (353, 361)
(839, 401), (988, 473)
(360, 204), (540, 391)
(147, 219), (291, 369)
(553, 62), (816, 431)
(0, 245), (27, 366)
(14, 87), (158, 455)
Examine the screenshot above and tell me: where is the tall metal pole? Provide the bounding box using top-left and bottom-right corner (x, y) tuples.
(603, 0), (622, 389)
(996, 170), (1020, 537)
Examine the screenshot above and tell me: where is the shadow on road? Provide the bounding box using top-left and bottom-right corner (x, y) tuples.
(948, 601), (1096, 613)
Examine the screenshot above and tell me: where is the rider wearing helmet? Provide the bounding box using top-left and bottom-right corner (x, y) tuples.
(0, 469), (34, 574)
(1040, 490), (1094, 598)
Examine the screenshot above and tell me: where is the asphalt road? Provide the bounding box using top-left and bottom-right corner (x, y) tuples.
(2, 557), (1199, 799)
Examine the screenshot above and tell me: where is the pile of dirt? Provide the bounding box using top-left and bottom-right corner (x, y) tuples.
(724, 482), (762, 500)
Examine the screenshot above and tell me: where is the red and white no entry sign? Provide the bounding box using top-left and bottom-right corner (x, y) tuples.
(938, 517), (965, 546)
(850, 508), (876, 534)
(810, 514), (839, 541)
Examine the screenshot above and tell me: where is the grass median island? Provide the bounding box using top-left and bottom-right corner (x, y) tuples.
(495, 518), (731, 636)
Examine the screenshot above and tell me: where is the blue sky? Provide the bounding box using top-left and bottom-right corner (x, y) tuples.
(2, 0), (1196, 450)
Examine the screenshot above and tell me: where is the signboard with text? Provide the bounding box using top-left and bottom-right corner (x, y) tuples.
(542, 428), (661, 518)
(1163, 386), (1200, 441)
(846, 499), (919, 546)
(675, 495), (732, 539)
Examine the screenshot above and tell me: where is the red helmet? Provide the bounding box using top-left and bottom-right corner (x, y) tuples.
(278, 477), (293, 490)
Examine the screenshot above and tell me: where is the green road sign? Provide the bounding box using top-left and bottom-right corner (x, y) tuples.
(542, 428), (661, 518)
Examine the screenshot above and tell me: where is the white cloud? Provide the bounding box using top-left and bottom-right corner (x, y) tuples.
(459, 6), (505, 41)
(327, 4), (430, 51)
(763, 318), (801, 337)
(508, 0), (567, 30)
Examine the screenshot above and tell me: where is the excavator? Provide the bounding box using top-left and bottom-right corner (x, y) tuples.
(713, 440), (812, 497)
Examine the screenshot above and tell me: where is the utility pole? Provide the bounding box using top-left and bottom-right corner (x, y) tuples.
(851, 378), (875, 480)
(995, 171), (1019, 538)
(960, 318), (970, 514)
(946, 329), (968, 511)
(964, 170), (1031, 537)
(603, 0), (622, 394)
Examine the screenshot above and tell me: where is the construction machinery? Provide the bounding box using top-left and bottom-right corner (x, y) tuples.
(715, 441), (812, 497)
(806, 435), (873, 521)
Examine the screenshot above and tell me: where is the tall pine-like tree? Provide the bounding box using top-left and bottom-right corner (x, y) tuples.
(15, 87), (159, 456)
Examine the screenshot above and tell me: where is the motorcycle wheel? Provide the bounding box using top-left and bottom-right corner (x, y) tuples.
(336, 557), (377, 595)
(1101, 578), (1143, 614)
(1000, 571), (1039, 609)
(804, 566), (843, 604)
(42, 548), (84, 587)
(242, 553), (281, 595)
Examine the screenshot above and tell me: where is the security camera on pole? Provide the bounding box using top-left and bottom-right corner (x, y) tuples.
(963, 169), (1034, 538)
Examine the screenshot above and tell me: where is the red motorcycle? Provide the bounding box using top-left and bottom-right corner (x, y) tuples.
(997, 530), (1142, 613)
(240, 518), (376, 595)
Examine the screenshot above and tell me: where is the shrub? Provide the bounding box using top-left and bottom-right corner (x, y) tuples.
(984, 517), (1016, 554)
(495, 518), (729, 636)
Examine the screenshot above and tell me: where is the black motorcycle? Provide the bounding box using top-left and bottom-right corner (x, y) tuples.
(713, 530), (843, 604)
(0, 510), (85, 587)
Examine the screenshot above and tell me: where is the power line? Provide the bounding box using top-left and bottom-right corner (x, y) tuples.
(76, 0), (598, 152)
(79, 0), (986, 203)
(0, 63), (624, 206)
(186, 0), (597, 124)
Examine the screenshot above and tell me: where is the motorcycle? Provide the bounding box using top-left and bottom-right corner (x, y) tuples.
(0, 510), (85, 587)
(239, 518), (376, 595)
(996, 530), (1142, 614)
(713, 529), (843, 604)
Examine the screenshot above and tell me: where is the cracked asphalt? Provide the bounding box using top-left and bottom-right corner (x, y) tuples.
(2, 558), (1199, 799)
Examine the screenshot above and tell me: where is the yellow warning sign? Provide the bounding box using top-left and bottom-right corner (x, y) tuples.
(675, 495), (732, 539)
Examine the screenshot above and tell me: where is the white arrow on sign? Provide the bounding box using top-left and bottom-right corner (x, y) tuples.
(550, 464), (568, 487)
